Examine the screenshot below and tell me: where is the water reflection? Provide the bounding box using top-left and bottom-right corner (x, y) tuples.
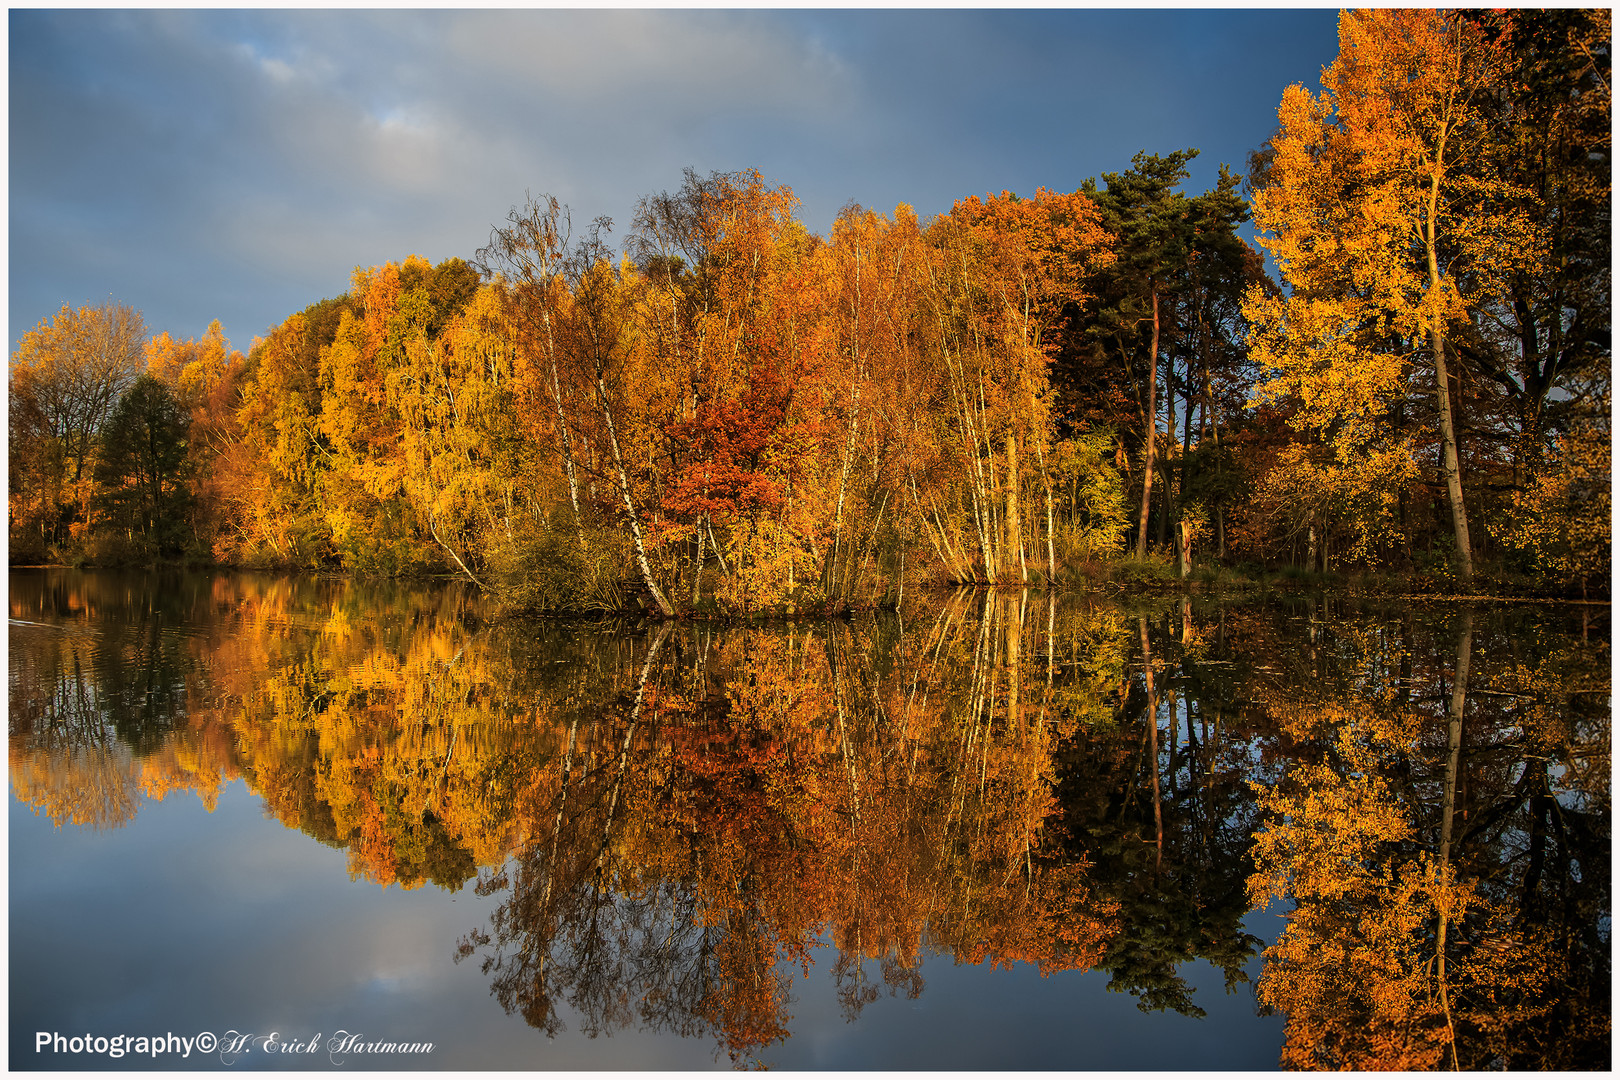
(8, 570), (1609, 1068)
(1246, 606), (1611, 1070)
(456, 596), (1122, 1062)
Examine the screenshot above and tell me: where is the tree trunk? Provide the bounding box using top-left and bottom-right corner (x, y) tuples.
(594, 373), (674, 617)
(1157, 459), (1172, 549)
(1436, 610), (1472, 1071)
(1005, 430), (1026, 584)
(1161, 332), (1177, 551)
(1005, 588), (1023, 730)
(826, 382), (862, 597)
(1135, 288), (1160, 558)
(544, 311), (585, 542)
(428, 511), (484, 589)
(1033, 436), (1057, 584)
(1183, 284), (1203, 503)
(1141, 616), (1163, 869)
(1433, 330), (1474, 583)
(690, 512), (705, 605)
(1425, 167), (1474, 583)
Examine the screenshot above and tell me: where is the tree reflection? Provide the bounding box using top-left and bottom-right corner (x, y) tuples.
(9, 570), (1608, 1067)
(1246, 606), (1610, 1069)
(1048, 600), (1266, 1017)
(456, 593), (1125, 1062)
(10, 571), (232, 825)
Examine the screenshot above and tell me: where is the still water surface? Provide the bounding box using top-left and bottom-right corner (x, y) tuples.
(9, 569), (1609, 1069)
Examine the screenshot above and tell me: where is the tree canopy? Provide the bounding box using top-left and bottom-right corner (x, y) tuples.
(10, 12), (1605, 595)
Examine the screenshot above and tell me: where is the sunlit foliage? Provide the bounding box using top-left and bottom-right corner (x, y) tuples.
(9, 11), (1604, 595)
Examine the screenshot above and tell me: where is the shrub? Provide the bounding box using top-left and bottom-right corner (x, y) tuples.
(1114, 551), (1177, 586)
(484, 522), (628, 614)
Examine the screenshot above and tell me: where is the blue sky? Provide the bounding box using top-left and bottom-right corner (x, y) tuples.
(10, 8), (1341, 353)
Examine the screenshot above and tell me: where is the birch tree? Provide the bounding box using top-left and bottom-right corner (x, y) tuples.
(1245, 9), (1539, 583)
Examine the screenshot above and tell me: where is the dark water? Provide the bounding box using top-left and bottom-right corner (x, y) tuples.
(9, 569), (1610, 1070)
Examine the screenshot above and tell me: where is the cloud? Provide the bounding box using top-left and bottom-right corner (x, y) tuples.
(444, 10), (853, 116)
(10, 9), (1339, 346)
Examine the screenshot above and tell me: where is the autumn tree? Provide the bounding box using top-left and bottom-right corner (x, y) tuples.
(563, 224), (678, 616)
(317, 257), (423, 573)
(921, 188), (1112, 582)
(145, 320), (244, 409)
(392, 283), (528, 588)
(632, 169), (840, 611)
(1455, 9), (1610, 481)
(227, 257), (483, 573)
(9, 301), (146, 558)
(961, 189), (1111, 579)
(232, 302), (346, 565)
(1497, 402), (1611, 595)
(141, 320), (252, 557)
(1246, 9), (1541, 583)
(476, 195), (589, 538)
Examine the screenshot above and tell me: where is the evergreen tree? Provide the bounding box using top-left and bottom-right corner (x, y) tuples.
(95, 374), (193, 558)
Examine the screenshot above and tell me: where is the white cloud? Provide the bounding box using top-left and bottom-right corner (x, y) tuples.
(261, 56), (296, 84)
(444, 10), (854, 117)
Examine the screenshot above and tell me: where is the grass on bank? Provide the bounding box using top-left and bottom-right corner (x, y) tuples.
(20, 525), (1603, 611)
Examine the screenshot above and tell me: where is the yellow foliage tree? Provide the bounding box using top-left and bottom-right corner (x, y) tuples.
(9, 302), (146, 556)
(1246, 9), (1541, 583)
(1497, 405), (1611, 593)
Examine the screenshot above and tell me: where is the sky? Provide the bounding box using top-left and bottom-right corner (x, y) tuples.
(10, 8), (1343, 355)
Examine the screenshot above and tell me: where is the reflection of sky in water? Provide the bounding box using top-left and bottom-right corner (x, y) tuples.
(777, 916), (1286, 1070)
(12, 778), (1285, 1070)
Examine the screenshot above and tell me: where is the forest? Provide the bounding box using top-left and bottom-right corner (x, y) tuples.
(8, 10), (1610, 610)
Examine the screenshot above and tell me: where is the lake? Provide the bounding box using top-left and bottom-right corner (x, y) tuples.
(9, 569), (1609, 1070)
